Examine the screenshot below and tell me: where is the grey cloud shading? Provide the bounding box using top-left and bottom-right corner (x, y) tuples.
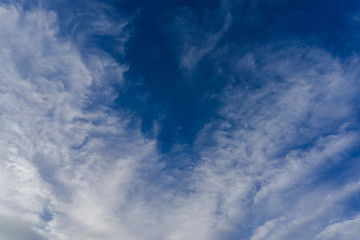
(0, 214), (45, 240)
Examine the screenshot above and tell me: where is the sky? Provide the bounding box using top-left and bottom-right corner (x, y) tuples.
(1, 0), (360, 239)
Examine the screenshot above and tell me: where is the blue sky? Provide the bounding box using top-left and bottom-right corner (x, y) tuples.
(1, 0), (360, 239)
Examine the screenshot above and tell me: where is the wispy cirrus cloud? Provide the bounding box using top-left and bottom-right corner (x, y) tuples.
(162, 1), (232, 74)
(191, 44), (360, 239)
(0, 3), (155, 239)
(1, 1), (360, 240)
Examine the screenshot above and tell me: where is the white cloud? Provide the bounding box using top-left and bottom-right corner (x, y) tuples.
(0, 3), (154, 239)
(1, 2), (360, 240)
(315, 215), (360, 240)
(191, 44), (360, 239)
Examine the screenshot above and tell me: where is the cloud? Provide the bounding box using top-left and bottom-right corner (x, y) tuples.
(0, 210), (46, 240)
(162, 1), (232, 73)
(315, 215), (360, 240)
(0, 3), (153, 239)
(191, 44), (360, 239)
(1, 1), (360, 240)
